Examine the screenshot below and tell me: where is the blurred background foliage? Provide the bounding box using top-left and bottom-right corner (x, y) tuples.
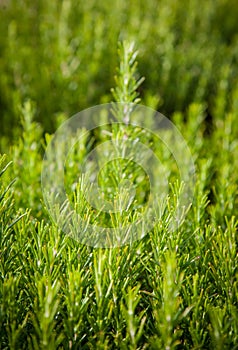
(0, 0), (238, 144)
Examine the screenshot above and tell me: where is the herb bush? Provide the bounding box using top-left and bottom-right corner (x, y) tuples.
(0, 1), (238, 349)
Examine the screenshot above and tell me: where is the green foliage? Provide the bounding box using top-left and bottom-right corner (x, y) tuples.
(1, 0), (238, 138)
(0, 4), (238, 349)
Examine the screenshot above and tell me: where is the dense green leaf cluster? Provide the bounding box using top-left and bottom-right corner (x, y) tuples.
(0, 1), (238, 349)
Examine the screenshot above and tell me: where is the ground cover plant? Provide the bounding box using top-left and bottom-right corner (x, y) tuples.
(1, 1), (238, 349)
